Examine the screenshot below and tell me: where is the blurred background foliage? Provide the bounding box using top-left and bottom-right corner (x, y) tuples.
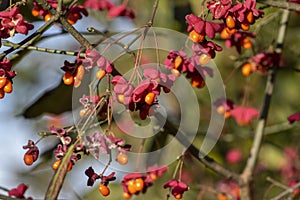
(1, 0), (300, 199)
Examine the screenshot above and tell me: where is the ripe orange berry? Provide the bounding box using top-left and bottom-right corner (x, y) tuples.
(189, 30), (205, 43)
(174, 56), (183, 69)
(242, 38), (252, 49)
(226, 15), (235, 29)
(96, 69), (106, 79)
(123, 192), (131, 199)
(150, 173), (158, 181)
(52, 160), (61, 170)
(63, 72), (74, 85)
(192, 80), (199, 87)
(293, 187), (300, 198)
(134, 178), (144, 192)
(44, 13), (52, 22)
(23, 154), (34, 166)
(225, 27), (236, 35)
(74, 65), (85, 88)
(217, 106), (231, 118)
(175, 193), (183, 199)
(127, 180), (137, 194)
(218, 193), (228, 200)
(256, 64), (265, 71)
(52, 160), (72, 171)
(98, 184), (110, 197)
(117, 152), (128, 165)
(199, 54), (211, 65)
(220, 28), (231, 39)
(79, 108), (92, 117)
(75, 65), (85, 81)
(191, 78), (205, 88)
(74, 79), (82, 88)
(171, 69), (181, 77)
(118, 94), (125, 104)
(67, 162), (73, 171)
(241, 63), (252, 76)
(224, 111), (231, 119)
(0, 77), (7, 88)
(216, 105), (226, 115)
(3, 80), (12, 93)
(68, 13), (80, 25)
(32, 8), (39, 17)
(246, 11), (254, 24)
(0, 89), (4, 99)
(67, 18), (76, 25)
(241, 21), (250, 31)
(144, 92), (155, 105)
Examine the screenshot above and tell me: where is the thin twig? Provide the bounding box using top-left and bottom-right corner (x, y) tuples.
(257, 0), (300, 12)
(266, 177), (290, 190)
(271, 181), (300, 200)
(0, 15), (55, 59)
(2, 41), (85, 57)
(59, 17), (93, 50)
(148, 0), (159, 26)
(264, 122), (299, 135)
(240, 9), (290, 200)
(161, 114), (241, 182)
(0, 194), (25, 200)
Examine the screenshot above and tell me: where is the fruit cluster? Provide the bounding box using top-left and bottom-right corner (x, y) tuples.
(112, 68), (176, 119)
(51, 126), (84, 171)
(164, 49), (214, 88)
(0, 58), (16, 99)
(0, 8), (33, 42)
(32, 0), (88, 24)
(222, 31), (255, 53)
(84, 0), (135, 19)
(186, 14), (223, 61)
(163, 179), (189, 199)
(85, 166), (116, 197)
(79, 95), (108, 120)
(121, 166), (168, 199)
(61, 59), (85, 87)
(214, 98), (259, 126)
(84, 131), (131, 161)
(8, 184), (32, 200)
(23, 140), (39, 166)
(241, 51), (282, 76)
